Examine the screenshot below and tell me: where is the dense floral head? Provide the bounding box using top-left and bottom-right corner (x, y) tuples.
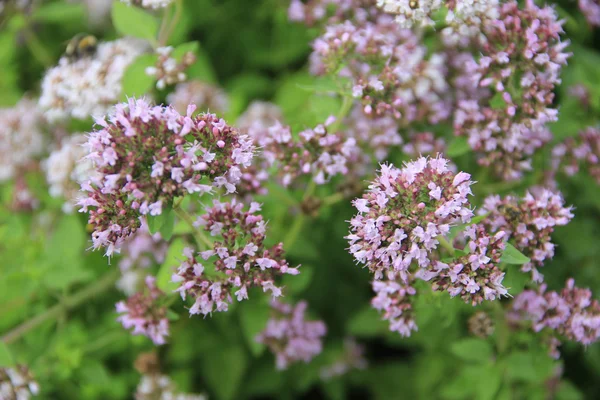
(0, 365), (39, 400)
(512, 279), (600, 356)
(172, 200), (298, 316)
(116, 276), (169, 345)
(371, 271), (417, 336)
(419, 223), (508, 305)
(256, 300), (327, 370)
(167, 80), (229, 116)
(135, 373), (207, 400)
(480, 188), (573, 282)
(288, 0), (378, 26)
(0, 98), (44, 183)
(347, 156), (474, 279)
(39, 38), (148, 122)
(552, 127), (600, 184)
(78, 97), (254, 256)
(120, 0), (173, 9)
(146, 46), (196, 90)
(320, 337), (368, 380)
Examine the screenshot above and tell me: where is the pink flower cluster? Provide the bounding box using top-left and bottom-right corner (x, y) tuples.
(345, 106), (403, 162)
(172, 200), (298, 315)
(116, 276), (169, 345)
(146, 46), (196, 90)
(481, 189), (573, 282)
(347, 156), (474, 279)
(552, 127), (600, 184)
(78, 98), (254, 256)
(319, 337), (367, 380)
(512, 279), (600, 354)
(288, 0), (376, 26)
(454, 0), (570, 180)
(578, 0), (600, 27)
(402, 131), (449, 160)
(371, 272), (417, 336)
(255, 300), (327, 370)
(311, 19), (450, 125)
(419, 224), (508, 305)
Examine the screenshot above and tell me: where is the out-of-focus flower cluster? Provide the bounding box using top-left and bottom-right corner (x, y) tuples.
(256, 300), (327, 370)
(168, 81), (229, 116)
(146, 46), (196, 90)
(578, 0), (600, 27)
(172, 200), (298, 315)
(371, 272), (417, 336)
(0, 98), (44, 182)
(454, 1), (569, 180)
(320, 337), (368, 380)
(120, 0), (173, 9)
(116, 276), (170, 345)
(78, 98), (254, 256)
(481, 189), (573, 282)
(39, 38), (148, 122)
(376, 0), (443, 28)
(512, 279), (600, 357)
(0, 365), (39, 400)
(552, 127), (600, 184)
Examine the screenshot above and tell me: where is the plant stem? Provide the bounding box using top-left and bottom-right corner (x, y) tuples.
(438, 236), (455, 257)
(23, 25), (53, 67)
(159, 0), (183, 47)
(283, 213), (305, 250)
(321, 192), (346, 207)
(173, 206), (212, 248)
(1, 269), (120, 345)
(328, 95), (354, 134)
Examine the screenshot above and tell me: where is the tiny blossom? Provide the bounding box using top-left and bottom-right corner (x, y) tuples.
(311, 19), (451, 125)
(288, 0), (375, 26)
(135, 374), (207, 400)
(468, 311), (495, 338)
(480, 189), (573, 282)
(0, 365), (39, 400)
(552, 127), (600, 184)
(256, 300), (327, 370)
(116, 276), (169, 345)
(402, 131), (449, 160)
(347, 156), (474, 279)
(376, 0), (443, 28)
(345, 105), (403, 162)
(371, 271), (418, 336)
(236, 101), (283, 132)
(567, 84), (591, 109)
(79, 98), (254, 255)
(146, 46), (196, 90)
(454, 1), (570, 180)
(167, 80), (229, 115)
(117, 220), (168, 295)
(441, 0), (500, 47)
(172, 200), (298, 315)
(419, 224), (508, 305)
(0, 98), (44, 182)
(578, 0), (600, 27)
(320, 337), (368, 380)
(43, 134), (96, 213)
(120, 0), (173, 9)
(39, 38), (148, 122)
(512, 279), (600, 355)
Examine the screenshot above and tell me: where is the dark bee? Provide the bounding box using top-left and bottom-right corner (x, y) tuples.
(409, 0), (419, 9)
(498, 204), (521, 222)
(65, 33), (98, 60)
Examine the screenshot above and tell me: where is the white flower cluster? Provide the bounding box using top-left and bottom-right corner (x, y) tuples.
(39, 38), (148, 122)
(0, 98), (44, 182)
(442, 0), (500, 47)
(376, 0), (443, 28)
(43, 134), (95, 213)
(120, 0), (174, 9)
(167, 80), (229, 115)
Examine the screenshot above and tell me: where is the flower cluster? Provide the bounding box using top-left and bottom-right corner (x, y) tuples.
(288, 0), (376, 26)
(468, 311), (495, 338)
(371, 272), (417, 336)
(248, 117), (361, 187)
(454, 1), (569, 180)
(0, 98), (44, 182)
(320, 337), (368, 380)
(236, 101), (283, 132)
(552, 127), (600, 184)
(120, 0), (173, 9)
(376, 0), (443, 28)
(135, 374), (207, 400)
(167, 80), (229, 116)
(256, 300), (327, 370)
(0, 365), (39, 400)
(345, 105), (403, 162)
(419, 224), (508, 305)
(172, 200), (298, 315)
(347, 156), (474, 279)
(512, 279), (600, 354)
(117, 220), (168, 295)
(146, 46), (196, 90)
(578, 0), (600, 27)
(402, 131), (448, 159)
(480, 189), (573, 282)
(441, 0), (500, 47)
(43, 134), (95, 213)
(116, 276), (170, 345)
(311, 19), (450, 125)
(39, 38), (148, 122)
(78, 98), (254, 255)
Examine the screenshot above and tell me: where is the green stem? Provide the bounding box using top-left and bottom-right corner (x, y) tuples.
(266, 182), (299, 208)
(1, 269), (120, 345)
(321, 192), (346, 207)
(438, 236), (455, 257)
(302, 180), (317, 202)
(174, 206), (212, 249)
(23, 25), (53, 67)
(283, 214), (305, 250)
(159, 0), (183, 47)
(328, 95), (354, 134)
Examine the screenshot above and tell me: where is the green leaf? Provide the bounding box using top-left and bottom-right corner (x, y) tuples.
(450, 338), (493, 363)
(201, 344), (248, 400)
(146, 203), (173, 236)
(121, 54), (157, 100)
(172, 42), (199, 62)
(0, 342), (14, 367)
(446, 136), (471, 158)
(347, 305), (388, 337)
(178, 41), (217, 83)
(281, 265), (314, 294)
(501, 243), (530, 265)
(111, 2), (159, 42)
(489, 92), (507, 110)
(32, 2), (86, 23)
(156, 238), (186, 292)
(237, 294), (270, 356)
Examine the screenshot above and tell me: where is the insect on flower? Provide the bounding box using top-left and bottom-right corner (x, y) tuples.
(409, 0), (419, 9)
(65, 33), (98, 60)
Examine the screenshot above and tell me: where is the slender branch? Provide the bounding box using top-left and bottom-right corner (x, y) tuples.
(22, 25), (53, 67)
(283, 213), (305, 250)
(437, 236), (455, 257)
(328, 95), (354, 134)
(321, 192), (346, 207)
(174, 206), (212, 248)
(1, 269), (120, 345)
(160, 0), (183, 47)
